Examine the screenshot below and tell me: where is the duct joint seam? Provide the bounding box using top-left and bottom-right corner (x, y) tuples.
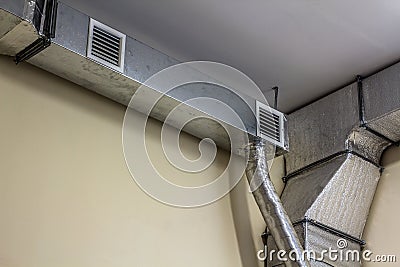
(16, 0), (57, 64)
(357, 75), (399, 146)
(15, 36), (51, 63)
(263, 217), (366, 247)
(282, 149), (383, 184)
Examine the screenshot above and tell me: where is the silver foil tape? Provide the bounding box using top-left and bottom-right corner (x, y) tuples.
(23, 0), (37, 23)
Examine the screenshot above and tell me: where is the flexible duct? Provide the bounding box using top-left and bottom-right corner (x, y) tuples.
(246, 137), (310, 267)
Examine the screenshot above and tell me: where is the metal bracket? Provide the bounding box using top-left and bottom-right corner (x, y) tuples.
(15, 37), (51, 64)
(272, 86), (279, 110)
(262, 217), (366, 247)
(43, 0), (58, 38)
(15, 0), (57, 64)
(298, 218), (366, 246)
(282, 150), (383, 183)
(357, 75), (365, 126)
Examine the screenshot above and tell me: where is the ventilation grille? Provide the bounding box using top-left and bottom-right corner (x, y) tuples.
(256, 101), (287, 149)
(87, 19), (126, 72)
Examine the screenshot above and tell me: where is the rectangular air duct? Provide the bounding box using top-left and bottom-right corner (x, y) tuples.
(0, 0), (289, 156)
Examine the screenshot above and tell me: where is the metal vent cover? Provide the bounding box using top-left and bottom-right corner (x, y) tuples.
(87, 18), (126, 72)
(256, 101), (286, 149)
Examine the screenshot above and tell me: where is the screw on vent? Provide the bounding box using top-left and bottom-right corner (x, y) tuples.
(256, 101), (286, 149)
(87, 18), (126, 73)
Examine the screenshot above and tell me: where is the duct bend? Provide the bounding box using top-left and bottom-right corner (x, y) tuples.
(245, 137), (310, 267)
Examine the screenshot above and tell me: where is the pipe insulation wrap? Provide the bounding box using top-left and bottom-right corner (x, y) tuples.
(282, 154), (381, 237)
(267, 70), (400, 266)
(245, 137), (310, 267)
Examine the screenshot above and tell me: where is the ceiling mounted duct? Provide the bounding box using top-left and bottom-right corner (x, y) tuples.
(0, 0), (289, 157)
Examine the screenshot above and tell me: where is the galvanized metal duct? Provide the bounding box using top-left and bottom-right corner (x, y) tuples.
(0, 0), (290, 157)
(246, 137), (310, 267)
(264, 67), (400, 266)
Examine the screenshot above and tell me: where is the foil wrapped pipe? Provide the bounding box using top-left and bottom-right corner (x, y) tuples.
(245, 137), (310, 267)
(274, 153), (382, 266)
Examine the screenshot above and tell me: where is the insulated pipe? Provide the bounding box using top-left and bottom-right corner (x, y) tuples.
(245, 137), (310, 267)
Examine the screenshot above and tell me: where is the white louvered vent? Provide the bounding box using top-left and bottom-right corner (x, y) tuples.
(256, 101), (286, 148)
(87, 18), (126, 72)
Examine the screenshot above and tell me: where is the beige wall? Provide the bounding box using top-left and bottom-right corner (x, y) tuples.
(0, 55), (242, 267)
(363, 146), (400, 266)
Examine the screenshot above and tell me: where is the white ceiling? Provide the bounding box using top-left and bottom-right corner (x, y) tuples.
(63, 0), (400, 113)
